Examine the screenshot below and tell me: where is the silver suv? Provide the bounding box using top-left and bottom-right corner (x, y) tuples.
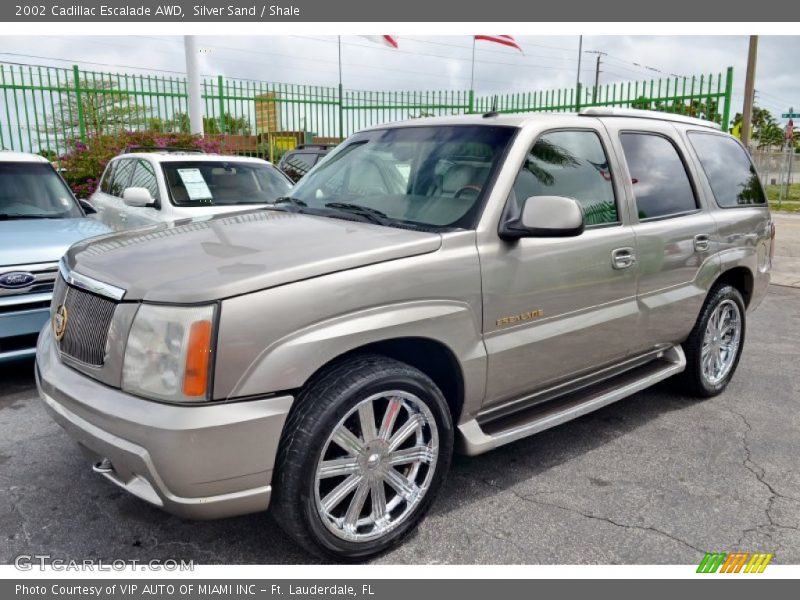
(36, 109), (774, 560)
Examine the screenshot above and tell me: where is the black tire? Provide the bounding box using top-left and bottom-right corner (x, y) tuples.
(271, 354), (454, 561)
(678, 284), (746, 398)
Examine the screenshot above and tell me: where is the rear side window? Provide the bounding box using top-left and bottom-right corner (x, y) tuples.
(687, 132), (766, 207)
(100, 161), (116, 194)
(620, 133), (698, 220)
(512, 130), (618, 226)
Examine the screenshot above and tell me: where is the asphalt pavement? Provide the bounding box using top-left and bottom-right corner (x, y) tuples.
(1, 285), (798, 565)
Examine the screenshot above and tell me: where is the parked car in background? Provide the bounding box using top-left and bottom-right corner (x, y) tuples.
(277, 144), (335, 182)
(37, 109), (772, 559)
(89, 148), (293, 231)
(0, 151), (110, 362)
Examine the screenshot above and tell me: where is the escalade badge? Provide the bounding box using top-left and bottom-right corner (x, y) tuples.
(0, 271), (35, 288)
(53, 305), (69, 341)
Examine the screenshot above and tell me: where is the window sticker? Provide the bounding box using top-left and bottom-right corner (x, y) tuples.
(177, 168), (213, 201)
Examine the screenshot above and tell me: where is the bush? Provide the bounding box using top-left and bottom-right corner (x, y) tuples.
(59, 130), (221, 198)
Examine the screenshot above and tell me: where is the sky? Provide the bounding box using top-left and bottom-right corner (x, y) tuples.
(0, 35), (797, 124)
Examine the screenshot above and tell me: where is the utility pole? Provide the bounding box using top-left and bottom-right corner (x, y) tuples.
(183, 35), (204, 136)
(584, 50), (605, 104)
(741, 35), (758, 148)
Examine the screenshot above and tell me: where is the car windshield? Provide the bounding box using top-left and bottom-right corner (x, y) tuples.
(161, 161), (292, 206)
(285, 125), (516, 230)
(0, 161), (83, 220)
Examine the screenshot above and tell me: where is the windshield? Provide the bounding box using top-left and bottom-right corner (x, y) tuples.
(0, 162), (83, 220)
(287, 125), (516, 230)
(161, 161), (292, 206)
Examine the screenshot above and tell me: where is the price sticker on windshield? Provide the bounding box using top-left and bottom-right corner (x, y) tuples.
(177, 168), (213, 201)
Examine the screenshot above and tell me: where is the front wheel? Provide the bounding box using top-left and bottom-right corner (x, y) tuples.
(678, 284), (746, 398)
(271, 355), (453, 561)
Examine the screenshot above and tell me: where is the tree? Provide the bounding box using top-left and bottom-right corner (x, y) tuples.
(44, 78), (150, 138)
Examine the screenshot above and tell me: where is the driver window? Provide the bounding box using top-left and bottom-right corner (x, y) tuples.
(512, 130), (618, 226)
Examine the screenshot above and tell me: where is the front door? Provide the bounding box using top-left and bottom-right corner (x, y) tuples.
(479, 127), (640, 409)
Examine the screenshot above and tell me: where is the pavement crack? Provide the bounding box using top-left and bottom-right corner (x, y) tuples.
(727, 407), (800, 546)
(477, 477), (705, 555)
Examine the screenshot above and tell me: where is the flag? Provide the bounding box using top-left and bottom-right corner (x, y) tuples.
(474, 35), (522, 53)
(360, 35), (399, 49)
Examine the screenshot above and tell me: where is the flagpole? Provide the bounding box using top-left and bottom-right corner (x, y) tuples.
(338, 35), (344, 140)
(575, 35), (583, 110)
(470, 36), (476, 93)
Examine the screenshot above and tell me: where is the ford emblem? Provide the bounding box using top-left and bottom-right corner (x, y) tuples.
(0, 271), (36, 289)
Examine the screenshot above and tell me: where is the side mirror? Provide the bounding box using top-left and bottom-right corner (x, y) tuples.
(500, 195), (585, 240)
(122, 187), (156, 207)
(78, 199), (96, 214)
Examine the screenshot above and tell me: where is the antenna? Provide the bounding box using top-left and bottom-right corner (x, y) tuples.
(483, 95), (499, 118)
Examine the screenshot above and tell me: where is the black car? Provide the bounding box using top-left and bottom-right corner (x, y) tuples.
(277, 144), (336, 182)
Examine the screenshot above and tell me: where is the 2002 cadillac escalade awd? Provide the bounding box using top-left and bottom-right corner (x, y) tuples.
(36, 108), (774, 560)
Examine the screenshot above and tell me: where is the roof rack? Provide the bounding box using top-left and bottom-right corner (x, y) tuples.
(121, 146), (206, 154)
(578, 107), (721, 130)
(294, 144), (336, 151)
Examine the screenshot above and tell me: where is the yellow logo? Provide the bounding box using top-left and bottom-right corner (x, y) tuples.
(53, 304), (68, 341)
(496, 309), (544, 327)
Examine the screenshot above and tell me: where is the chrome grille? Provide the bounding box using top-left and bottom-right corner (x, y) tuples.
(58, 283), (117, 366)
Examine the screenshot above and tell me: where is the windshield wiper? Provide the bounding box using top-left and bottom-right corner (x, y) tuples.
(0, 213), (60, 220)
(271, 196), (308, 210)
(324, 202), (388, 218)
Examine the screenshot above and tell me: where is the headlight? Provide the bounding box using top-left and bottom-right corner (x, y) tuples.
(122, 304), (216, 403)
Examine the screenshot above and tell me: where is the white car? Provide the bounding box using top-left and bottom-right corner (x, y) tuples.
(89, 148), (293, 231)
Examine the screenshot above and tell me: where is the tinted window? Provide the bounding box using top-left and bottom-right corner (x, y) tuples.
(0, 162), (82, 219)
(688, 132), (766, 207)
(512, 130), (618, 225)
(100, 161), (116, 194)
(620, 133), (697, 219)
(130, 160), (160, 202)
(109, 159), (136, 197)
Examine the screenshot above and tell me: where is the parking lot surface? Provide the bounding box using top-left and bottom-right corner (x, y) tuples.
(1, 285), (798, 565)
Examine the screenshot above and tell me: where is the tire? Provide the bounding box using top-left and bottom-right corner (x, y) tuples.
(271, 354), (454, 561)
(678, 284), (746, 398)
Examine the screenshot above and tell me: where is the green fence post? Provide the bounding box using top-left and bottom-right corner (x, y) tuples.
(468, 89), (474, 114)
(575, 82), (582, 112)
(721, 66), (733, 133)
(217, 74), (226, 134)
(72, 65), (87, 143)
(338, 83), (344, 141)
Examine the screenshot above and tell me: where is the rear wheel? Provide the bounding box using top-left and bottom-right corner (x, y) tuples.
(678, 284), (746, 397)
(271, 355), (453, 561)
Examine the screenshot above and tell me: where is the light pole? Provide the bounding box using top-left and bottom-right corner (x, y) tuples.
(184, 35), (204, 136)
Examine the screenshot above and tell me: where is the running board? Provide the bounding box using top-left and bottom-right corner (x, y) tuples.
(457, 345), (686, 456)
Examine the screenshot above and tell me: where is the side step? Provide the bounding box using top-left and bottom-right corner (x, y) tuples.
(458, 345), (686, 456)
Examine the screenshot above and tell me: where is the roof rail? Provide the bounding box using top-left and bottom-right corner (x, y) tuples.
(579, 107), (721, 130)
(294, 143), (336, 150)
(121, 146), (206, 154)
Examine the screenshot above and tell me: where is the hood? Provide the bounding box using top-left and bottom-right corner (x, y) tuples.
(0, 217), (112, 267)
(66, 210), (442, 302)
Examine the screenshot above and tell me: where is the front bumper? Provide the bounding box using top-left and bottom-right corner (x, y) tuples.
(35, 325), (294, 519)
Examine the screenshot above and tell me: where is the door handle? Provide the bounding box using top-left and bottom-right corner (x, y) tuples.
(119, 212), (127, 222)
(612, 247), (636, 270)
(694, 234), (710, 252)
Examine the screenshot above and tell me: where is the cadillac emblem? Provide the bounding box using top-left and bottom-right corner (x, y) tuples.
(53, 305), (68, 341)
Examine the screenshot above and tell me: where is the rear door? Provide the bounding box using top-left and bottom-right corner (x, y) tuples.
(604, 120), (719, 353)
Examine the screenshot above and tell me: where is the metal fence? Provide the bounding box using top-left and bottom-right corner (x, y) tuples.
(0, 61), (733, 161)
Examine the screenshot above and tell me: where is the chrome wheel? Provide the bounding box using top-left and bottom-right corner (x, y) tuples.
(313, 390), (439, 543)
(701, 299), (742, 386)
